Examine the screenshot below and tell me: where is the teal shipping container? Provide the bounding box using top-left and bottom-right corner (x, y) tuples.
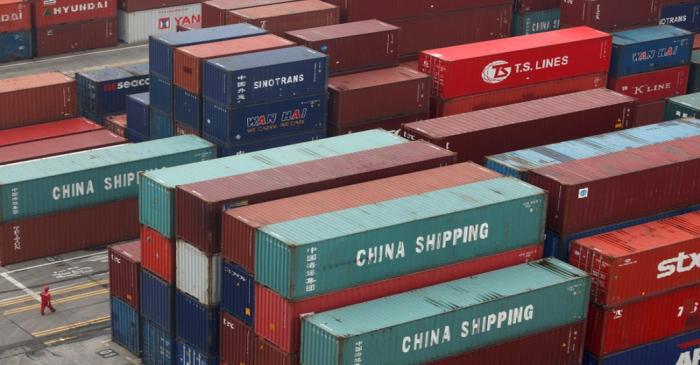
(301, 258), (590, 365)
(688, 50), (700, 93)
(512, 8), (560, 35)
(255, 177), (546, 300)
(0, 136), (214, 223)
(139, 130), (407, 238)
(666, 92), (700, 120)
(485, 118), (700, 180)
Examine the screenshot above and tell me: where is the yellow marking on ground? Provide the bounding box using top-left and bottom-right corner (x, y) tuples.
(3, 288), (109, 315)
(0, 279), (109, 307)
(32, 316), (110, 338)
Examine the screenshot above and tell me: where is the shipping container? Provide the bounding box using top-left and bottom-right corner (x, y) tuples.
(528, 136), (700, 236)
(127, 93), (150, 140)
(666, 92), (700, 119)
(221, 261), (253, 326)
(0, 129), (125, 165)
(632, 99), (667, 126)
(149, 73), (173, 114)
(256, 244), (543, 353)
(201, 0), (294, 27)
(76, 64), (149, 121)
(108, 240), (140, 309)
(176, 21), (200, 32)
(322, 0), (511, 22)
(0, 0), (30, 33)
(0, 72), (75, 130)
(175, 290), (218, 355)
(214, 128), (326, 157)
(328, 112), (429, 135)
(173, 87), (201, 132)
(176, 240), (220, 305)
(485, 118), (700, 180)
(254, 337), (298, 365)
(141, 225), (175, 283)
(608, 65), (689, 103)
(32, 0), (116, 27)
(512, 8), (561, 35)
(140, 269), (174, 333)
(226, 0), (339, 35)
(0, 31), (31, 63)
(419, 27), (611, 100)
(689, 50), (700, 93)
(177, 141), (455, 255)
(583, 328), (700, 365)
(111, 295), (141, 356)
(0, 117), (101, 147)
(176, 339), (217, 365)
(119, 0), (199, 12)
(174, 121), (198, 136)
(514, 0), (560, 13)
(150, 107), (174, 139)
(285, 20), (398, 75)
(660, 1), (700, 32)
(139, 130), (406, 238)
(142, 317), (175, 365)
(219, 310), (255, 365)
(300, 258), (590, 365)
(402, 88), (634, 164)
(203, 46), (328, 107)
(105, 114), (127, 137)
(117, 4), (202, 44)
(560, 0), (661, 31)
(610, 25), (693, 77)
(328, 66), (429, 129)
(0, 199), (138, 265)
(35, 18), (117, 58)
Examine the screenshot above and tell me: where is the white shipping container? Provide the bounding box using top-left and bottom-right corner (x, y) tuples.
(118, 4), (202, 44)
(176, 239), (221, 305)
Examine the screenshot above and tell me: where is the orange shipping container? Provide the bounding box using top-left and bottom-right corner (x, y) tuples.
(226, 0), (338, 36)
(0, 72), (76, 130)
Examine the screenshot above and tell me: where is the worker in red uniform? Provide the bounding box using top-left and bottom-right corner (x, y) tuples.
(40, 286), (56, 315)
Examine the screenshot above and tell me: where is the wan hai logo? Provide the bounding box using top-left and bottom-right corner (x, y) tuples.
(481, 60), (512, 84)
(158, 17), (170, 30)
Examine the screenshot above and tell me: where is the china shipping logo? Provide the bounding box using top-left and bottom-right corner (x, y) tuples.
(158, 17), (170, 30)
(481, 60), (512, 84)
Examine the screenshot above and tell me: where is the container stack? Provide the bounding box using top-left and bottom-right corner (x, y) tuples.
(125, 92), (150, 142)
(0, 72), (76, 130)
(560, 0), (662, 32)
(76, 63), (149, 123)
(660, 0), (700, 32)
(224, 0), (339, 36)
(108, 240), (142, 357)
(0, 0), (31, 62)
(117, 0), (202, 44)
(512, 0), (560, 36)
(200, 0), (293, 28)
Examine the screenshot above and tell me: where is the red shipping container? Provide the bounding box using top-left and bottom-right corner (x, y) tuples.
(695, 34), (700, 50)
(560, 0), (661, 31)
(255, 337), (298, 365)
(256, 244), (543, 353)
(434, 73), (608, 116)
(226, 0), (339, 36)
(176, 21), (201, 32)
(0, 199), (138, 266)
(419, 26), (612, 100)
(0, 0), (30, 32)
(0, 117), (101, 147)
(528, 136), (700, 236)
(570, 211), (700, 306)
(173, 34), (293, 94)
(104, 114), (126, 137)
(513, 0), (560, 13)
(221, 162), (501, 274)
(108, 240), (141, 309)
(140, 225), (175, 284)
(0, 72), (76, 130)
(285, 19), (399, 75)
(32, 0), (117, 28)
(0, 129), (125, 165)
(632, 99), (667, 127)
(328, 66), (430, 129)
(322, 0), (511, 22)
(220, 310), (255, 365)
(587, 283), (700, 356)
(608, 65), (689, 103)
(177, 141), (456, 255)
(35, 17), (117, 58)
(328, 111), (429, 135)
(201, 0), (294, 27)
(429, 321), (585, 365)
(118, 0), (202, 12)
(401, 88), (634, 164)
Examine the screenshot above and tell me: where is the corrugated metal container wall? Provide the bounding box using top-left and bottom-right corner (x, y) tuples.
(149, 73), (173, 114)
(175, 291), (219, 355)
(0, 31), (31, 63)
(142, 317), (174, 365)
(226, 0), (339, 36)
(0, 199), (138, 265)
(173, 87), (200, 131)
(254, 337), (298, 365)
(300, 258), (590, 365)
(76, 65), (149, 121)
(0, 72), (75, 130)
(105, 115), (127, 137)
(0, 117), (101, 147)
(174, 121), (198, 136)
(31, 0), (116, 27)
(175, 240), (221, 305)
(219, 310), (254, 365)
(176, 339), (218, 365)
(0, 0), (30, 33)
(514, 0), (559, 13)
(512, 8), (560, 36)
(140, 269), (174, 333)
(607, 65), (689, 103)
(560, 0), (661, 31)
(118, 4), (202, 44)
(150, 107), (174, 139)
(632, 99), (667, 127)
(176, 21), (200, 32)
(583, 328), (700, 365)
(119, 0), (198, 11)
(111, 296), (141, 356)
(108, 240), (141, 309)
(34, 18), (118, 58)
(666, 92), (700, 120)
(141, 225), (175, 283)
(127, 93), (150, 140)
(688, 51), (700, 93)
(660, 2), (700, 32)
(221, 261), (253, 326)
(322, 0), (511, 22)
(609, 25), (693, 77)
(201, 0), (294, 27)
(215, 129), (326, 157)
(328, 111), (429, 135)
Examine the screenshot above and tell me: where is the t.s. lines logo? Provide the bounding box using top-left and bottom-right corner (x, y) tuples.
(481, 60), (512, 84)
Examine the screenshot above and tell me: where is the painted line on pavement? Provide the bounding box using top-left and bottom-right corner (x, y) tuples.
(0, 272), (40, 302)
(0, 279), (109, 307)
(32, 315), (110, 337)
(4, 288), (109, 315)
(4, 252), (105, 274)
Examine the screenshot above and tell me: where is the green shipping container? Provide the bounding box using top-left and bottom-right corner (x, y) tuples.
(139, 130), (407, 238)
(688, 50), (700, 94)
(665, 92), (700, 120)
(301, 258), (590, 365)
(0, 136), (214, 223)
(512, 8), (561, 36)
(256, 177), (546, 300)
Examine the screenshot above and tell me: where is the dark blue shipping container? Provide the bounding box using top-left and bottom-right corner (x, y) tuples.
(150, 73), (173, 114)
(151, 107), (174, 140)
(175, 290), (219, 355)
(203, 46), (328, 107)
(142, 317), (175, 365)
(214, 129), (326, 157)
(176, 339), (219, 365)
(76, 64), (150, 121)
(660, 2), (700, 32)
(610, 25), (693, 76)
(126, 128), (149, 143)
(0, 31), (31, 63)
(140, 270), (174, 333)
(149, 23), (266, 79)
(127, 92), (150, 140)
(545, 203), (700, 260)
(202, 93), (327, 145)
(111, 296), (141, 356)
(122, 62), (150, 76)
(174, 87), (201, 132)
(221, 261), (254, 326)
(584, 328), (700, 364)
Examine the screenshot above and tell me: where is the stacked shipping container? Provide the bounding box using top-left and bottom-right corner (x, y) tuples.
(118, 0), (202, 43)
(0, 0), (31, 62)
(512, 0), (560, 35)
(76, 63), (149, 122)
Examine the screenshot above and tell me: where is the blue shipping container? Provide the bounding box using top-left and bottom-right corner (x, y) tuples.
(142, 317), (175, 365)
(176, 339), (218, 365)
(584, 328), (700, 364)
(149, 23), (266, 79)
(221, 261), (254, 326)
(141, 270), (174, 334)
(202, 93), (327, 145)
(203, 46), (328, 107)
(660, 2), (700, 32)
(111, 296), (141, 356)
(175, 290), (219, 355)
(150, 72), (174, 114)
(512, 8), (560, 35)
(214, 129), (326, 157)
(610, 25), (693, 76)
(174, 86), (201, 132)
(151, 107), (174, 140)
(0, 30), (31, 63)
(77, 64), (149, 121)
(127, 92), (151, 140)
